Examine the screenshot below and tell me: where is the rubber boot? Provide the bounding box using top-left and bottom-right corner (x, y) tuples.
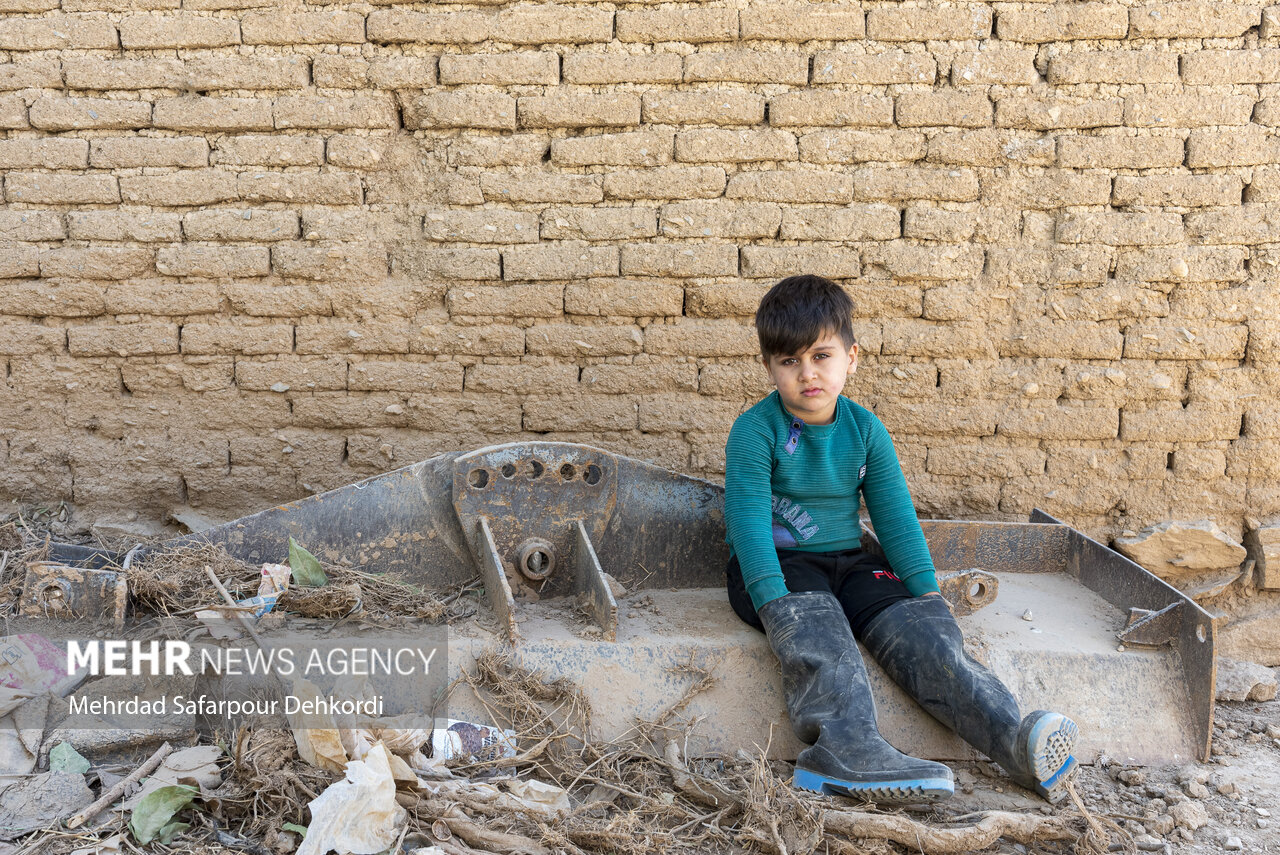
(860, 595), (1079, 803)
(757, 591), (954, 803)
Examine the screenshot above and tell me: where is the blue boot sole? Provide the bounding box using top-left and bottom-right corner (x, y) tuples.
(793, 768), (954, 804)
(1027, 713), (1080, 803)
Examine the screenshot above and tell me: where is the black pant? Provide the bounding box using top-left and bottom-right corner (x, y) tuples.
(726, 547), (913, 639)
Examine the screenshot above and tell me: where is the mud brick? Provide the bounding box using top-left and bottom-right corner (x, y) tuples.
(449, 135), (547, 167)
(1122, 403), (1242, 441)
(740, 246), (860, 279)
(0, 138), (87, 169)
(0, 211), (64, 241)
(183, 208), (300, 241)
(1256, 97), (1280, 126)
(1182, 49), (1280, 84)
(349, 361), (464, 393)
(1125, 93), (1253, 128)
(301, 208), (418, 244)
(1125, 323), (1247, 360)
(541, 207), (657, 241)
(118, 15), (239, 48)
(223, 282), (327, 316)
(998, 404), (1119, 440)
(1058, 135), (1184, 169)
(67, 212), (180, 242)
(643, 92), (763, 125)
(235, 358), (347, 392)
(29, 97), (150, 131)
(523, 395), (638, 432)
(904, 207), (976, 242)
(799, 129), (928, 164)
(659, 200), (779, 239)
(853, 167), (979, 202)
(740, 6), (864, 40)
(1001, 321), (1123, 359)
(620, 243), (738, 277)
(638, 394), (745, 433)
(290, 393), (415, 429)
(156, 245), (269, 278)
(0, 245), (38, 278)
(0, 0), (57, 11)
(604, 166), (725, 199)
(0, 324), (63, 354)
(929, 130), (1057, 167)
(1129, 2), (1260, 37)
(502, 244), (618, 280)
(120, 170), (238, 206)
(439, 52), (558, 85)
(985, 171), (1112, 207)
(779, 205), (900, 240)
(184, 56), (308, 90)
(519, 94), (641, 129)
(726, 171), (854, 203)
(407, 320), (521, 356)
(480, 173), (602, 205)
(0, 18), (117, 50)
(951, 48), (1040, 85)
(272, 244), (386, 281)
(154, 98), (272, 132)
(391, 247), (500, 280)
(1187, 128), (1280, 167)
(366, 10), (493, 44)
(0, 60), (60, 90)
(863, 241), (985, 280)
(90, 138), (208, 168)
(368, 57), (436, 89)
(182, 323), (293, 355)
(1048, 50), (1179, 83)
(0, 281), (108, 316)
(63, 57), (180, 89)
(551, 131), (672, 167)
(237, 172), (362, 205)
(675, 129), (797, 162)
(494, 6), (613, 43)
(996, 96), (1121, 129)
(878, 401), (996, 437)
(368, 171), (482, 206)
(1057, 212), (1184, 246)
(0, 94), (27, 129)
(927, 445), (1046, 477)
(524, 323), (642, 356)
(447, 283), (563, 317)
(565, 279), (684, 316)
(880, 319), (991, 358)
(424, 209), (538, 243)
(683, 51), (808, 84)
(6, 173), (118, 204)
(997, 5), (1128, 41)
(812, 50), (935, 85)
(274, 95), (397, 130)
(321, 135), (384, 169)
(616, 9), (737, 42)
(896, 91), (991, 128)
(1115, 246), (1246, 282)
(241, 11), (364, 44)
(1244, 165), (1280, 201)
(866, 5), (991, 40)
(564, 54), (682, 84)
(295, 321), (411, 354)
(683, 282), (771, 316)
(212, 135), (322, 167)
(644, 319), (756, 356)
(68, 324), (179, 356)
(405, 93), (515, 131)
(1247, 404), (1280, 439)
(769, 93), (892, 127)
(581, 362), (697, 393)
(311, 58), (368, 90)
(1113, 174), (1242, 207)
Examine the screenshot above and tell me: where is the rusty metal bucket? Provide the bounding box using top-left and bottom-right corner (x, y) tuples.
(47, 441), (1215, 766)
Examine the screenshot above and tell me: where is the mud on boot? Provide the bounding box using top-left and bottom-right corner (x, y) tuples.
(758, 591), (954, 804)
(1011, 710), (1079, 803)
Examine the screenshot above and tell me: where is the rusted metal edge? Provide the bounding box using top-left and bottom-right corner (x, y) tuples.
(572, 519), (618, 642)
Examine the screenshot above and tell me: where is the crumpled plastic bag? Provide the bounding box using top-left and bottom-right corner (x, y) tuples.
(296, 742), (406, 855)
(504, 778), (570, 815)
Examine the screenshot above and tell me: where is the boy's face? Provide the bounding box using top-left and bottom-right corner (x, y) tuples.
(761, 331), (858, 426)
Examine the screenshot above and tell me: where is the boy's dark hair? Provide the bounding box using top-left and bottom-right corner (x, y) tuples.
(755, 275), (857, 361)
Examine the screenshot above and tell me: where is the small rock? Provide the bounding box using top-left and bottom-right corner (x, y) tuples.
(1134, 833), (1164, 851)
(1224, 835), (1243, 851)
(1178, 766), (1211, 785)
(1215, 658), (1279, 702)
(1114, 520), (1247, 580)
(1257, 808), (1271, 818)
(1185, 781), (1211, 799)
(1172, 800), (1209, 831)
(1021, 609), (1034, 621)
(1218, 781), (1238, 796)
(1267, 724), (1280, 740)
(1119, 769), (1146, 786)
(1150, 815), (1176, 835)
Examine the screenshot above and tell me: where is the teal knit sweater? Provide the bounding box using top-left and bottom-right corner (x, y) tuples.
(724, 390), (941, 610)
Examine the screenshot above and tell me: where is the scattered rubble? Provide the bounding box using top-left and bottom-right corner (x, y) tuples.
(1216, 658), (1280, 703)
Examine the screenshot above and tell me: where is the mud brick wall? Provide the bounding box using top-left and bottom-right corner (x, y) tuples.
(0, 0), (1277, 540)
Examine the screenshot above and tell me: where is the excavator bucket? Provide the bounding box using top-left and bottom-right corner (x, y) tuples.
(47, 441), (1215, 766)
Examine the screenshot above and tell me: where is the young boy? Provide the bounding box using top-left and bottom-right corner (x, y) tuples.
(723, 275), (1079, 804)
